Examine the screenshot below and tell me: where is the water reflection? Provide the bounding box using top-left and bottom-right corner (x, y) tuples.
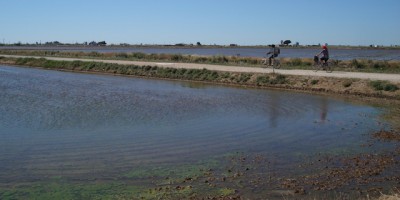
(268, 92), (279, 128)
(319, 98), (328, 123)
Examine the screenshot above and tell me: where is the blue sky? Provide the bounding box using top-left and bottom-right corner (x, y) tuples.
(1, 0), (399, 46)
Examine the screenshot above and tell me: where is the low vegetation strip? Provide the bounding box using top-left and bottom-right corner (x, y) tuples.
(0, 56), (399, 100)
(1, 50), (400, 73)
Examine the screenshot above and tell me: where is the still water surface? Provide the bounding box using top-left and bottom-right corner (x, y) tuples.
(0, 65), (390, 189)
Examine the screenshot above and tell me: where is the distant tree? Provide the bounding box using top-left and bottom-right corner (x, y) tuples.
(89, 41), (97, 46)
(196, 42), (202, 46)
(283, 40), (291, 45)
(98, 41), (107, 46)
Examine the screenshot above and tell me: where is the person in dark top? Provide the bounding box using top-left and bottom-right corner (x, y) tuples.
(316, 45), (329, 64)
(266, 44), (280, 66)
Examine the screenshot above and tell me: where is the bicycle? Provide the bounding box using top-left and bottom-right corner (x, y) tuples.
(313, 56), (332, 73)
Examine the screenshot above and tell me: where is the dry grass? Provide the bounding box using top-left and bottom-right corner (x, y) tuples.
(378, 194), (400, 200)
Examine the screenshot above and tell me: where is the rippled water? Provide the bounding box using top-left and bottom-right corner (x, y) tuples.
(0, 65), (392, 197)
(2, 46), (400, 60)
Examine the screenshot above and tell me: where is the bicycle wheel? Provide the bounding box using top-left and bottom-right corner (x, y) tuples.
(325, 62), (332, 73)
(274, 60), (281, 69)
(313, 63), (319, 72)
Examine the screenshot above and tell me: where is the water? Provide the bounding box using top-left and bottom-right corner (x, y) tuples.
(0, 65), (394, 198)
(1, 46), (400, 60)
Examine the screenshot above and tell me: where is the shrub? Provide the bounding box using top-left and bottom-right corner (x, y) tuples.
(370, 80), (399, 92)
(275, 74), (287, 84)
(132, 52), (146, 59)
(256, 76), (270, 85)
(290, 58), (303, 66)
(269, 74), (287, 85)
(342, 80), (353, 88)
(350, 59), (365, 69)
(115, 53), (129, 58)
(171, 54), (183, 61)
(370, 80), (385, 90)
(236, 73), (251, 83)
(311, 80), (319, 85)
(372, 61), (390, 70)
(384, 84), (399, 92)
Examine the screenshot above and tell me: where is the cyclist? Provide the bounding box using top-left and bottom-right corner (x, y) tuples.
(315, 45), (329, 65)
(266, 44), (280, 66)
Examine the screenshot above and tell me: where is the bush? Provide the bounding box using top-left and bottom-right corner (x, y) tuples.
(372, 61), (390, 70)
(256, 76), (270, 85)
(290, 58), (303, 66)
(275, 74), (287, 84)
(350, 59), (365, 69)
(370, 80), (399, 92)
(311, 80), (319, 85)
(384, 84), (399, 92)
(342, 80), (353, 88)
(115, 53), (129, 58)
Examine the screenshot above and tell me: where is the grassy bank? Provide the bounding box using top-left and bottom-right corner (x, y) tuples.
(1, 56), (399, 100)
(1, 50), (400, 73)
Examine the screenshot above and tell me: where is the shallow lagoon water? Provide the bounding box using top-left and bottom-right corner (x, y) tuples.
(0, 65), (394, 198)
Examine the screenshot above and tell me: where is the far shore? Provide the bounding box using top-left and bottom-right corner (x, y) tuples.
(1, 44), (400, 50)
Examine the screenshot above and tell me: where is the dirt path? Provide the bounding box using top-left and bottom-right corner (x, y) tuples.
(2, 54), (400, 83)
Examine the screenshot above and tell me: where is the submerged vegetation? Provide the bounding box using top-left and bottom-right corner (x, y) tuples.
(1, 50), (400, 73)
(1, 140), (400, 199)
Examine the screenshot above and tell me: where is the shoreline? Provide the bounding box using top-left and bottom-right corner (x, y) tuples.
(1, 56), (399, 101)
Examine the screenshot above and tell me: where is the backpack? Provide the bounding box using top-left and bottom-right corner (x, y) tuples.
(274, 47), (280, 55)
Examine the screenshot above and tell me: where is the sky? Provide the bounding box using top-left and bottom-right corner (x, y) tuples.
(1, 0), (399, 46)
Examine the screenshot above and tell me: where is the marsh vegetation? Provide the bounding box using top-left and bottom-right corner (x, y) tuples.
(1, 50), (400, 73)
